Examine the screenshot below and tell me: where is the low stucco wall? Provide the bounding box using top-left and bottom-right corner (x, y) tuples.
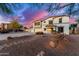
(34, 28), (42, 32)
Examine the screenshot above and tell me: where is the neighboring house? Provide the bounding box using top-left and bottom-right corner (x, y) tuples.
(23, 26), (34, 32)
(32, 15), (70, 35)
(0, 15), (11, 32)
(0, 21), (11, 31)
(23, 27), (29, 32)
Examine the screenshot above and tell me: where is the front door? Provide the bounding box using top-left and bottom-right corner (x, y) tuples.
(58, 27), (63, 33)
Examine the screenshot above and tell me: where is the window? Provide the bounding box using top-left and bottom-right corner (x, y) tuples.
(35, 22), (40, 26)
(49, 20), (53, 24)
(59, 18), (62, 23)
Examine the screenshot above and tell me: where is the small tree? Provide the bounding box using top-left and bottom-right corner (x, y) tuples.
(10, 20), (21, 31)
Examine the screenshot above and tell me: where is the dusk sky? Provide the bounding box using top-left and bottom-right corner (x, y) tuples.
(0, 3), (79, 27)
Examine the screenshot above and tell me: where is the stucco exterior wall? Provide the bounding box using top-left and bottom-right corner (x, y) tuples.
(32, 21), (42, 32)
(32, 16), (70, 34)
(53, 16), (69, 23)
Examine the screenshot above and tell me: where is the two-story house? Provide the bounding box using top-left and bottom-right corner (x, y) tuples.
(33, 15), (70, 35)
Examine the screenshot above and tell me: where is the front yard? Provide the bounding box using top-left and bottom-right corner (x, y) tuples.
(0, 33), (79, 56)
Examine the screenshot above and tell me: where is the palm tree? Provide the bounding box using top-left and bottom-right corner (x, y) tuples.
(0, 3), (17, 14)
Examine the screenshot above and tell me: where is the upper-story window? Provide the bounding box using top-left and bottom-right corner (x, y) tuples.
(49, 20), (53, 24)
(59, 18), (62, 23)
(35, 22), (41, 26)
